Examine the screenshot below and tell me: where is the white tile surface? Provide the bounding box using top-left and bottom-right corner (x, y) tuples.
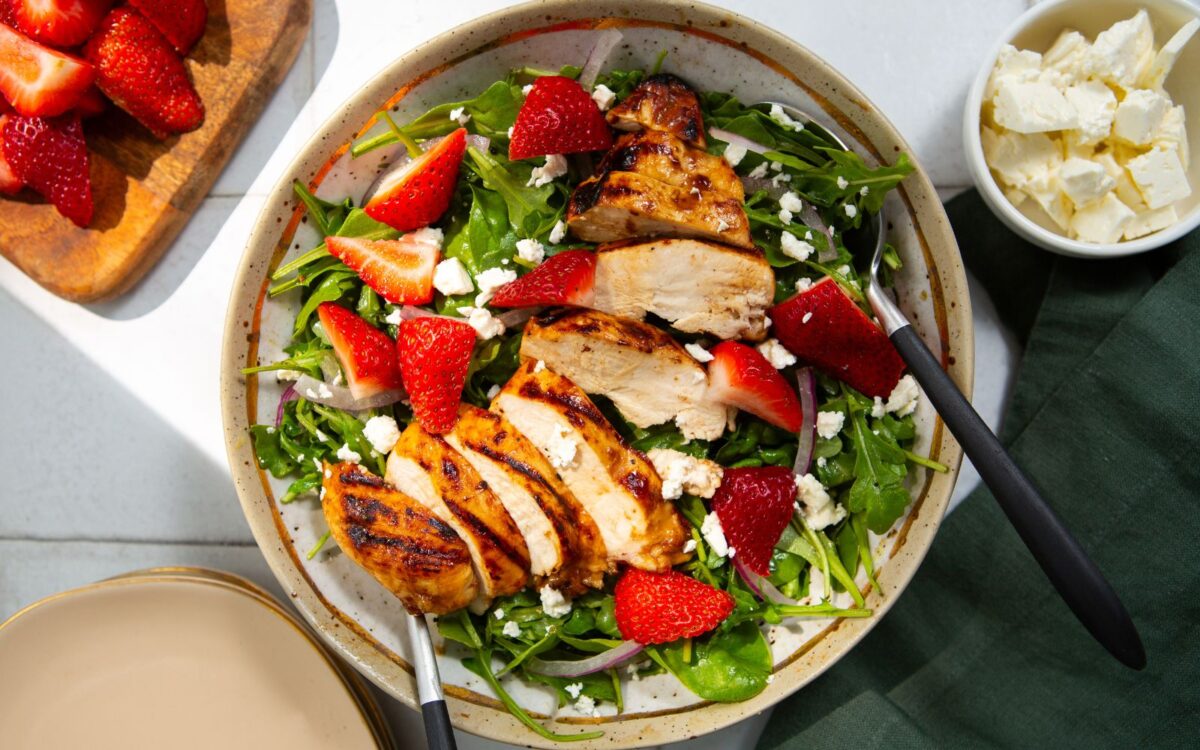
(0, 2), (1033, 747)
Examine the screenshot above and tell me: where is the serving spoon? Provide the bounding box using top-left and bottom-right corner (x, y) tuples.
(761, 102), (1146, 670)
(407, 613), (458, 750)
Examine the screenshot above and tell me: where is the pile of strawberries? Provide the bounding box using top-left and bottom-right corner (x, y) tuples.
(0, 0), (208, 227)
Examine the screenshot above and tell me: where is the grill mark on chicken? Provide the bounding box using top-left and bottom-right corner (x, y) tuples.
(441, 495), (527, 568)
(340, 465), (385, 487)
(468, 440), (584, 535)
(606, 73), (706, 148)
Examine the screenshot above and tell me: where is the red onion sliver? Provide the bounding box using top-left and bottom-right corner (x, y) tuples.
(708, 127), (771, 155)
(579, 29), (624, 90)
(275, 383), (298, 427)
(799, 202), (838, 262)
(741, 175), (786, 200)
(495, 306), (541, 329)
(734, 556), (801, 606)
(294, 375), (405, 411)
(527, 640), (644, 678)
(793, 368), (817, 477)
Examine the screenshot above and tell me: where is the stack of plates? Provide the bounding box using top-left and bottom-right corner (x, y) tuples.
(0, 567), (394, 749)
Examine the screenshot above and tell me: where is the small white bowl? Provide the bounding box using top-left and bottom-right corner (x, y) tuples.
(963, 0), (1200, 258)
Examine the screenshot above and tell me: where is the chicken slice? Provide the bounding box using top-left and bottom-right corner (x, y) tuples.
(593, 238), (775, 341)
(447, 404), (609, 595)
(493, 361), (688, 571)
(321, 461), (478, 615)
(520, 308), (730, 441)
(567, 169), (752, 248)
(597, 130), (744, 201)
(606, 73), (706, 148)
(385, 422), (530, 608)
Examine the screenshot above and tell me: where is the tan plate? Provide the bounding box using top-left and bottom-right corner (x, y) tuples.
(0, 569), (392, 750)
(221, 1), (973, 746)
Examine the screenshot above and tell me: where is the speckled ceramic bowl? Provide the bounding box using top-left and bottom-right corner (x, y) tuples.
(221, 1), (972, 746)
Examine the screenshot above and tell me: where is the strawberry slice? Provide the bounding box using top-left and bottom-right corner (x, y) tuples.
(84, 8), (204, 139)
(0, 23), (95, 117)
(127, 0), (206, 55)
(73, 85), (107, 118)
(365, 128), (466, 233)
(2, 114), (92, 226)
(770, 278), (905, 398)
(489, 249), (595, 308)
(327, 233), (440, 306)
(711, 467), (798, 576)
(8, 0), (112, 49)
(509, 76), (613, 160)
(0, 114), (24, 195)
(614, 568), (734, 645)
(707, 341), (803, 432)
(397, 317), (476, 434)
(316, 303), (404, 401)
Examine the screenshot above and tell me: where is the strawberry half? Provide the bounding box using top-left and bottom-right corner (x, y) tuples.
(0, 23), (95, 117)
(84, 8), (204, 139)
(508, 76), (613, 160)
(0, 114), (24, 195)
(2, 114), (92, 226)
(365, 128), (466, 233)
(73, 85), (107, 118)
(489, 249), (595, 308)
(316, 303), (404, 401)
(614, 568), (734, 645)
(397, 317), (476, 434)
(327, 233), (440, 306)
(711, 467), (798, 576)
(707, 341), (803, 432)
(127, 0), (206, 55)
(8, 0), (112, 49)
(770, 278), (905, 398)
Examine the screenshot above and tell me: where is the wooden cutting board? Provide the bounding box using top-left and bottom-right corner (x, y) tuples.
(0, 0), (312, 302)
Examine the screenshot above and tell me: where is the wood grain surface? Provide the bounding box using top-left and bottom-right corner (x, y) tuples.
(0, 0), (312, 302)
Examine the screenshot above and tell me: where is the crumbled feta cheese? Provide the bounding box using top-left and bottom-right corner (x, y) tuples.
(336, 443), (361, 462)
(716, 219), (731, 233)
(795, 473), (845, 530)
(779, 191), (804, 213)
(574, 695), (597, 716)
(533, 359), (546, 373)
(756, 338), (797, 369)
(682, 538), (697, 554)
(473, 267), (518, 306)
(449, 106), (470, 125)
(1126, 146), (1191, 209)
(723, 143), (747, 167)
(564, 682), (584, 699)
(647, 448), (724, 500)
(528, 154), (569, 187)
(546, 424), (577, 469)
(502, 620), (521, 638)
(860, 186), (869, 196)
(871, 397), (886, 418)
(769, 104), (805, 132)
(507, 126), (514, 139)
(770, 171), (792, 187)
(844, 204), (858, 218)
(433, 257), (474, 296)
(549, 220), (568, 244)
(748, 162), (770, 179)
(816, 456), (827, 469)
(627, 662), (642, 681)
(486, 384), (501, 400)
(591, 83), (616, 111)
(684, 342), (714, 363)
(700, 511), (730, 557)
(522, 84), (533, 96)
(516, 238), (545, 264)
(836, 264), (852, 277)
(409, 226), (444, 247)
(539, 585), (572, 617)
(457, 306), (506, 341)
(816, 410), (845, 440)
(305, 382), (334, 400)
(362, 415), (401, 454)
(275, 369), (304, 382)
(778, 208), (793, 224)
(780, 232), (814, 261)
(801, 312), (813, 324)
(384, 308), (402, 326)
(494, 608), (505, 620)
(836, 176), (849, 190)
(796, 277), (814, 292)
(885, 374), (920, 416)
(313, 456), (323, 472)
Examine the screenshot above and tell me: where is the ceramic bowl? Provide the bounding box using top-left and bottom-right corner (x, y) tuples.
(221, 1), (972, 746)
(963, 0), (1200, 258)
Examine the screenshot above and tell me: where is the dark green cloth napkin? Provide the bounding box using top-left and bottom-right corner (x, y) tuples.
(759, 189), (1200, 749)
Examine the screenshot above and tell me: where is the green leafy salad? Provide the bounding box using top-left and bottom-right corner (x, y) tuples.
(246, 56), (945, 742)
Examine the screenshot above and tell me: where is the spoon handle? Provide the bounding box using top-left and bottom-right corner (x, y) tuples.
(407, 614), (459, 750)
(887, 324), (1146, 670)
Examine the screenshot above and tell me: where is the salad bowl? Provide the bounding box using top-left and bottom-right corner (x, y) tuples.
(220, 0), (972, 746)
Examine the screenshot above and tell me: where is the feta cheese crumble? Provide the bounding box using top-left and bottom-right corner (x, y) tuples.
(275, 369), (304, 382)
(647, 448), (724, 500)
(778, 208), (793, 224)
(795, 473), (846, 530)
(539, 586), (572, 617)
(769, 104), (805, 132)
(549, 220), (568, 244)
(723, 143), (747, 167)
(885, 374), (920, 416)
(432, 257), (474, 296)
(502, 620), (521, 638)
(756, 338), (797, 369)
(336, 443), (361, 463)
(815, 410), (845, 440)
(682, 538), (697, 554)
(843, 204), (858, 218)
(493, 608), (505, 620)
(574, 695), (598, 717)
(684, 342), (714, 363)
(564, 682), (584, 699)
(591, 83), (616, 111)
(516, 238), (545, 264)
(796, 277), (814, 292)
(717, 219), (731, 232)
(305, 382), (333, 400)
(486, 384), (501, 400)
(384, 308), (402, 326)
(528, 154), (568, 187)
(362, 415), (401, 454)
(457, 306), (506, 340)
(779, 191), (804, 213)
(780, 232), (814, 261)
(700, 511), (730, 558)
(448, 106), (470, 125)
(748, 162), (770, 179)
(836, 176), (849, 190)
(473, 267), (518, 306)
(546, 424), (578, 469)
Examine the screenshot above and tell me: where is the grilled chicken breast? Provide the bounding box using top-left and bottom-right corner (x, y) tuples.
(606, 73), (706, 148)
(567, 169), (752, 248)
(386, 422), (530, 608)
(321, 462), (478, 615)
(593, 238), (775, 341)
(493, 361), (688, 571)
(447, 404), (609, 594)
(597, 131), (744, 200)
(520, 308), (730, 441)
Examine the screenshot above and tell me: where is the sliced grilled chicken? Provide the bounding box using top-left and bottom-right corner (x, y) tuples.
(447, 404), (610, 595)
(386, 422), (530, 608)
(520, 308), (730, 441)
(606, 73), (706, 148)
(567, 169), (752, 248)
(321, 462), (478, 615)
(593, 238), (775, 341)
(493, 361), (689, 571)
(597, 130), (744, 200)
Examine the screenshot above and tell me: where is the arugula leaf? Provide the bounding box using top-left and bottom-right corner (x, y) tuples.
(656, 621), (772, 702)
(845, 395), (910, 533)
(464, 649), (603, 742)
(593, 68), (645, 101)
(524, 669), (618, 707)
(352, 80), (524, 156)
(438, 609), (483, 649)
(293, 181), (352, 237)
(465, 146), (558, 236)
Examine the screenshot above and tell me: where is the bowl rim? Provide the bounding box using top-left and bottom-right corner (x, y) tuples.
(220, 1), (974, 746)
(962, 0), (1200, 259)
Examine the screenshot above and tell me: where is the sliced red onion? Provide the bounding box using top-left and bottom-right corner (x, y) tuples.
(275, 383), (298, 427)
(793, 367), (817, 476)
(799, 203), (838, 262)
(734, 556), (801, 606)
(495, 306), (541, 329)
(741, 175), (787, 200)
(294, 374), (405, 411)
(579, 29), (624, 89)
(399, 305), (438, 320)
(527, 640), (644, 678)
(709, 128), (771, 155)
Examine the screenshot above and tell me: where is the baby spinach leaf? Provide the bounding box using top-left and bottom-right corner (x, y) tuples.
(250, 425), (297, 477)
(465, 147), (555, 236)
(657, 621), (772, 702)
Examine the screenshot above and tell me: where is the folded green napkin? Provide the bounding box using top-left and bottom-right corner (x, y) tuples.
(760, 189), (1200, 749)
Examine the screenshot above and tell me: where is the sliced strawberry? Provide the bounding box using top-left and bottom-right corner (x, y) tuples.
(771, 278), (905, 398)
(0, 114), (23, 194)
(707, 341), (803, 432)
(327, 233), (440, 306)
(365, 128), (466, 233)
(316, 303), (404, 401)
(614, 568), (734, 645)
(509, 76), (613, 160)
(490, 249), (595, 308)
(127, 0), (206, 55)
(397, 317), (475, 434)
(8, 0), (112, 49)
(73, 85), (106, 118)
(711, 467), (797, 576)
(2, 114), (92, 225)
(84, 8), (204, 139)
(0, 23), (95, 117)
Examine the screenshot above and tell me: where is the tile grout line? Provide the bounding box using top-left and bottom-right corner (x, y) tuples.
(0, 536), (259, 547)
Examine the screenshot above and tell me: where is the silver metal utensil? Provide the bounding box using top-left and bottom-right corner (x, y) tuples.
(407, 613), (458, 749)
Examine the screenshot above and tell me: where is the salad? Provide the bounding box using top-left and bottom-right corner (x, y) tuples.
(246, 40), (942, 743)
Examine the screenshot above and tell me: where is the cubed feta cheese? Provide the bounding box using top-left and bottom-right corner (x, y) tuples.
(1123, 204), (1177, 240)
(981, 127), (1062, 188)
(1113, 89), (1170, 146)
(780, 232), (815, 261)
(528, 154), (569, 187)
(1059, 157), (1115, 207)
(1025, 173), (1074, 231)
(1043, 30), (1091, 83)
(432, 257), (474, 297)
(986, 44), (1043, 101)
(516, 238), (545, 264)
(362, 415), (401, 454)
(473, 267), (517, 306)
(1070, 192), (1135, 243)
(756, 338), (797, 369)
(591, 83), (616, 111)
(1085, 10), (1155, 88)
(700, 511), (730, 557)
(539, 586), (572, 617)
(723, 143), (747, 167)
(993, 79), (1079, 133)
(1154, 105), (1188, 167)
(1063, 80), (1117, 144)
(815, 410), (845, 440)
(1126, 146), (1192, 208)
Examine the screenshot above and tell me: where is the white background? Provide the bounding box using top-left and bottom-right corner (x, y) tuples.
(0, 1), (1033, 747)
